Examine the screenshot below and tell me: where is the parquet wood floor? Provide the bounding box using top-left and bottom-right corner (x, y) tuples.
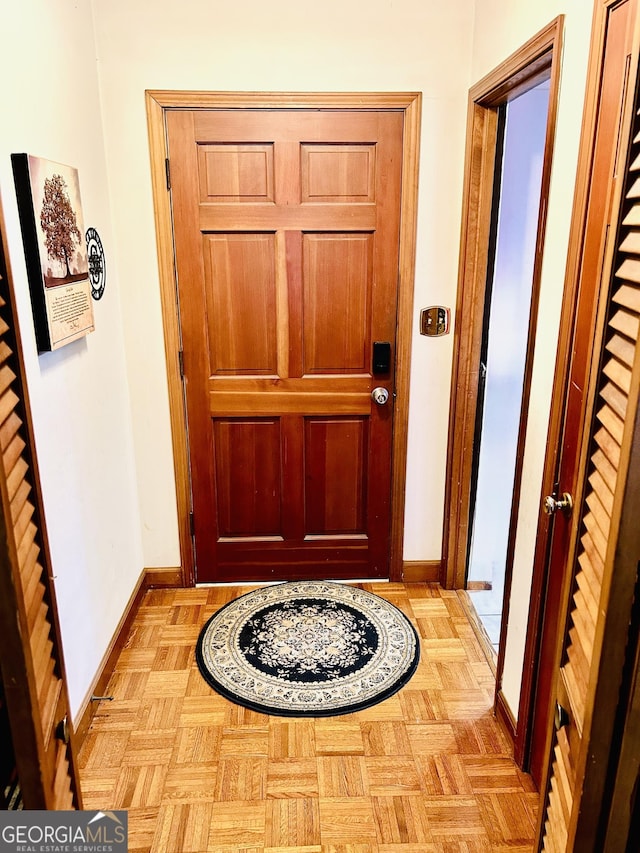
(78, 583), (539, 852)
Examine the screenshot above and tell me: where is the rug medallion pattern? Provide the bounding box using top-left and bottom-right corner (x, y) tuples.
(196, 580), (420, 716)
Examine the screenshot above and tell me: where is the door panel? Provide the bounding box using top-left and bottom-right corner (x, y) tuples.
(197, 144), (274, 202)
(539, 2), (639, 847)
(303, 234), (372, 373)
(167, 108), (402, 582)
(304, 417), (368, 535)
(214, 419), (282, 537)
(204, 233), (278, 375)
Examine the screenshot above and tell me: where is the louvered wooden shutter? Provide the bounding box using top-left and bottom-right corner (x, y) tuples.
(540, 67), (640, 852)
(0, 226), (81, 808)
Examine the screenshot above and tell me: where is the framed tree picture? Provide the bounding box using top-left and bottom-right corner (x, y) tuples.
(11, 154), (95, 352)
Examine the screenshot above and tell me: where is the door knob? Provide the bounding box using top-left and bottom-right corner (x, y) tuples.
(543, 492), (573, 516)
(554, 701), (570, 731)
(55, 715), (70, 744)
(371, 387), (390, 405)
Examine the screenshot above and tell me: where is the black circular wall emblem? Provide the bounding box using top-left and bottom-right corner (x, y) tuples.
(85, 227), (106, 300)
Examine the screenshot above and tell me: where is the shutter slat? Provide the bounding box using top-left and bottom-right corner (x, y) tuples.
(566, 630), (590, 695)
(26, 581), (47, 633)
(562, 662), (585, 733)
(609, 308), (640, 340)
(615, 258), (640, 285)
(20, 541), (41, 589)
(17, 520), (38, 567)
(606, 331), (636, 368)
(53, 746), (73, 809)
(21, 550), (41, 614)
(576, 563), (600, 621)
(588, 468), (615, 516)
(592, 447), (617, 493)
(39, 673), (62, 744)
(596, 401), (625, 445)
(0, 364), (15, 395)
(584, 512), (608, 562)
(622, 202), (640, 225)
(0, 340), (13, 366)
(612, 281), (640, 311)
(10, 478), (32, 525)
(594, 425), (621, 469)
(6, 457), (28, 502)
(0, 388), (20, 424)
(555, 729), (574, 806)
(585, 488), (612, 540)
(0, 411), (22, 451)
(619, 229), (640, 256)
(603, 355), (632, 394)
(3, 433), (26, 476)
(35, 656), (56, 714)
(549, 776), (569, 830)
(571, 589), (596, 659)
(600, 380), (629, 422)
(579, 539), (605, 586)
(552, 767), (571, 829)
(14, 499), (35, 546)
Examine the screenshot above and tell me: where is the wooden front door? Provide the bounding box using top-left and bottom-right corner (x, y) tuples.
(166, 108), (404, 583)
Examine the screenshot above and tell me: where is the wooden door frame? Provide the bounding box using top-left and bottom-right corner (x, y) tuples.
(146, 91), (422, 586)
(442, 18), (563, 589)
(441, 19), (563, 742)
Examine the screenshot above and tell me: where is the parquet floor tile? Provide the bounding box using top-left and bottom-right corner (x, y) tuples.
(78, 583), (539, 852)
(266, 758), (319, 798)
(317, 756), (368, 797)
(214, 757), (267, 801)
(269, 721), (317, 758)
(152, 801), (213, 851)
(113, 763), (168, 808)
(318, 797), (378, 842)
(126, 806), (160, 853)
(264, 798), (321, 847)
(360, 721), (412, 756)
(364, 757), (422, 796)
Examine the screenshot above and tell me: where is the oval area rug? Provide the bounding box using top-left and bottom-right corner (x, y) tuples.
(196, 580), (420, 716)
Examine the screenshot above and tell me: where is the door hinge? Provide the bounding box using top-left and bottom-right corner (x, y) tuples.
(165, 158), (171, 191)
(178, 348), (184, 378)
(189, 511), (195, 537)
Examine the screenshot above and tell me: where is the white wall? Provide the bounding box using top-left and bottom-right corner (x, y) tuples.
(0, 0), (144, 718)
(470, 1), (593, 716)
(90, 0), (476, 568)
(0, 0), (597, 730)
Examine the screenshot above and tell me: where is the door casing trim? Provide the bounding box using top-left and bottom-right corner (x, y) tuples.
(146, 91), (422, 586)
(442, 17), (563, 589)
(441, 17), (563, 753)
